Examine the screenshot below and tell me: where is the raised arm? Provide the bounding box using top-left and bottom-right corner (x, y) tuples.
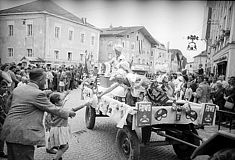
(35, 92), (75, 119)
(72, 99), (92, 112)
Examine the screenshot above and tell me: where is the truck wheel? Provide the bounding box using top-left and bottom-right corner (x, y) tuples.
(85, 106), (96, 129)
(116, 126), (140, 160)
(209, 148), (235, 160)
(172, 129), (200, 159)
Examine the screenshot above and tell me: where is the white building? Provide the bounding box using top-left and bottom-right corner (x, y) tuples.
(154, 43), (171, 73)
(99, 26), (159, 74)
(185, 62), (194, 74)
(193, 50), (208, 74)
(0, 0), (100, 67)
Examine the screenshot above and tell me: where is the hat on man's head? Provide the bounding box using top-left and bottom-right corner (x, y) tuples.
(29, 68), (44, 81)
(113, 44), (123, 52)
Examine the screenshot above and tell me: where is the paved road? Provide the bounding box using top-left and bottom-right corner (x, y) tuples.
(1, 88), (234, 160)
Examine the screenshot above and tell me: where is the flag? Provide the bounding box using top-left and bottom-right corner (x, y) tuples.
(84, 53), (89, 76)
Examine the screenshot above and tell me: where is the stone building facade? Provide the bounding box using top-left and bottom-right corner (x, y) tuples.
(203, 1), (235, 79)
(0, 0), (100, 67)
(99, 26), (158, 73)
(193, 51), (207, 74)
(154, 43), (171, 73)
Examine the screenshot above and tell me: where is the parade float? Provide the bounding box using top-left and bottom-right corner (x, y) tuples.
(81, 64), (218, 160)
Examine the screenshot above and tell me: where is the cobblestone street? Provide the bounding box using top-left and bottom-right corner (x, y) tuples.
(1, 89), (234, 160)
(28, 89), (235, 160)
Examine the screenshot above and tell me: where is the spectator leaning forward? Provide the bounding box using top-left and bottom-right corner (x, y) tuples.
(0, 68), (76, 160)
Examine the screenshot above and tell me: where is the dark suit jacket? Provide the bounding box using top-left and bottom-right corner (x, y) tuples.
(0, 82), (70, 146)
(212, 88), (225, 110)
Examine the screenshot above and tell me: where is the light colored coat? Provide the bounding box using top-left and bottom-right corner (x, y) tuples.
(195, 82), (211, 103)
(0, 82), (69, 146)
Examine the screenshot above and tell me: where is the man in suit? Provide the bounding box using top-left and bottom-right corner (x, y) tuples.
(0, 68), (76, 160)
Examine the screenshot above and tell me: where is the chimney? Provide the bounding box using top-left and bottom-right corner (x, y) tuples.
(81, 17), (87, 24)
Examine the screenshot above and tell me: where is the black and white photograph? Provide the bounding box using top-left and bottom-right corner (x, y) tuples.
(0, 0), (235, 160)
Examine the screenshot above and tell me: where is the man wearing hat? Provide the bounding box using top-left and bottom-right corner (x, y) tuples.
(0, 68), (76, 160)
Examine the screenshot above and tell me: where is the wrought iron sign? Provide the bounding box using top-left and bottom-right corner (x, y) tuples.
(187, 35), (199, 51)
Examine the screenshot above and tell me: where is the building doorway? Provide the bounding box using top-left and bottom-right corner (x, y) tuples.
(217, 61), (227, 77)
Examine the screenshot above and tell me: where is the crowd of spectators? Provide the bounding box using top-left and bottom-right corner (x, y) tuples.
(0, 62), (90, 159)
(1, 62), (235, 121)
(0, 61), (235, 158)
(0, 62), (90, 93)
(151, 71), (235, 127)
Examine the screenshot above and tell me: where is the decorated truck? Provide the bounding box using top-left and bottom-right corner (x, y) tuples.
(81, 75), (218, 160)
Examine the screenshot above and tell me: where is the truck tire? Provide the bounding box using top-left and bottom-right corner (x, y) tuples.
(209, 148), (235, 160)
(116, 126), (140, 160)
(85, 106), (96, 129)
(172, 129), (200, 159)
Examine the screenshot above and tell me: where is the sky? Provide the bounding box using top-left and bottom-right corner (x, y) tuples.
(0, 0), (207, 62)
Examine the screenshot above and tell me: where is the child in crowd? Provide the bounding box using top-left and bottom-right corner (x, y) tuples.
(184, 82), (193, 101)
(46, 91), (92, 160)
(179, 83), (187, 100)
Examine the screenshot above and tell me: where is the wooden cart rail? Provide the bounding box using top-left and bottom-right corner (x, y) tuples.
(217, 109), (235, 132)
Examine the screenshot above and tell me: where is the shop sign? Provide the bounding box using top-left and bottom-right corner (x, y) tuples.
(132, 65), (149, 71)
(136, 102), (152, 127)
(201, 104), (216, 125)
(214, 55), (227, 63)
